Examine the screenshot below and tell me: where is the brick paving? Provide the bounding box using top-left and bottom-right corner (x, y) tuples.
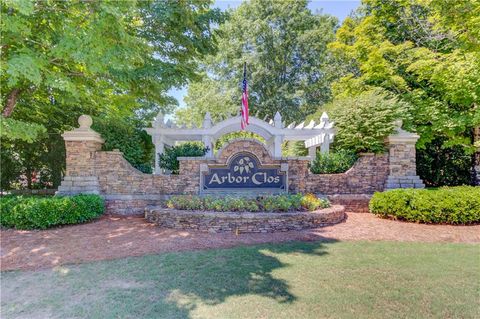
(1, 213), (479, 271)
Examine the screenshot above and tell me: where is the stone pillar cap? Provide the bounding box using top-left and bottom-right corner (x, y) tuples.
(387, 120), (419, 144)
(62, 115), (105, 143)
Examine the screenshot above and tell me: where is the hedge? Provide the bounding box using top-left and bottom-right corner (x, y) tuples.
(0, 194), (105, 230)
(159, 142), (208, 174)
(167, 194), (330, 212)
(310, 150), (358, 174)
(369, 186), (480, 224)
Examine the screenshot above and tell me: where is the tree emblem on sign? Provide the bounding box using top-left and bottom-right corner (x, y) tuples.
(233, 156), (254, 174)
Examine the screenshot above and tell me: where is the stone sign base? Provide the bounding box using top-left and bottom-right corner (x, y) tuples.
(144, 205), (346, 233)
(327, 194), (372, 213)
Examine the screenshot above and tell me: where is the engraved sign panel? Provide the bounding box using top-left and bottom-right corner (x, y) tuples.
(202, 153), (286, 191)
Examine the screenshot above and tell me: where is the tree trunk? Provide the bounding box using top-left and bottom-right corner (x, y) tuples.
(474, 127), (480, 186)
(26, 169), (32, 189)
(2, 88), (21, 117)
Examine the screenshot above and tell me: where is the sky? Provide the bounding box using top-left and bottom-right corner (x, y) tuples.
(168, 0), (361, 117)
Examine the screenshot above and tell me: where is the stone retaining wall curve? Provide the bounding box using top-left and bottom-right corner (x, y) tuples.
(145, 205), (346, 233)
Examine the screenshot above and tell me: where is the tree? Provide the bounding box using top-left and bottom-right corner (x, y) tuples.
(176, 76), (238, 127)
(1, 1), (224, 136)
(308, 89), (408, 153)
(2, 1), (146, 126)
(328, 0), (480, 184)
(92, 116), (155, 173)
(176, 0), (339, 126)
(0, 0), (224, 189)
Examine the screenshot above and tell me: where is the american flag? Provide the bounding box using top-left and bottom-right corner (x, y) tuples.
(241, 62), (249, 129)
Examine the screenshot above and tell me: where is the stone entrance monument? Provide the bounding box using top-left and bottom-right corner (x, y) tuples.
(57, 114), (424, 214)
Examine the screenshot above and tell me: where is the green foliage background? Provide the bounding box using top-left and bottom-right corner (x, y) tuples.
(310, 150), (358, 174)
(308, 89), (408, 154)
(326, 0), (480, 185)
(1, 0), (224, 189)
(1, 0), (479, 189)
(176, 0), (339, 126)
(158, 142), (208, 174)
(92, 117), (154, 173)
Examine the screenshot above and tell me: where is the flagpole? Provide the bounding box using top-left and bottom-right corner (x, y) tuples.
(240, 62), (249, 130)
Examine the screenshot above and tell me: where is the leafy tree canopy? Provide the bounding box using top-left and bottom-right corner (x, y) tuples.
(328, 0), (480, 151)
(0, 0), (224, 189)
(1, 0), (224, 139)
(176, 0), (339, 126)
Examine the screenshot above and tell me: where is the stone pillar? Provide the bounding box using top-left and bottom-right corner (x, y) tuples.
(56, 115), (104, 195)
(385, 121), (425, 189)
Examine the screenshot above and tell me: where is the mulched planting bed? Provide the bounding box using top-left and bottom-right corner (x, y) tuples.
(1, 213), (479, 271)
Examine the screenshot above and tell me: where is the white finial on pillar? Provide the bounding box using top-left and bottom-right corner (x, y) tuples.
(274, 111), (283, 128)
(203, 112), (212, 128)
(78, 115), (93, 129)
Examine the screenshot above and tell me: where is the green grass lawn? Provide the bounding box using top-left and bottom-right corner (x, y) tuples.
(1, 241), (479, 319)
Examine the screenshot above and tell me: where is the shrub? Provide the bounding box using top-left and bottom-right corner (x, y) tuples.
(167, 195), (204, 210)
(159, 142), (208, 174)
(256, 194), (304, 212)
(93, 116), (154, 173)
(310, 150), (358, 174)
(166, 194), (329, 212)
(416, 137), (474, 187)
(300, 193), (330, 211)
(369, 186), (480, 224)
(0, 194), (105, 230)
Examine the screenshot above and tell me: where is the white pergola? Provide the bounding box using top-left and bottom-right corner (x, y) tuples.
(145, 112), (335, 174)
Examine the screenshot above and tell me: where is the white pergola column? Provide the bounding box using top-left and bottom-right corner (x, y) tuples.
(202, 135), (214, 158)
(265, 137), (274, 156)
(154, 135), (165, 174)
(320, 136), (330, 154)
(273, 135), (283, 157)
(308, 146), (317, 159)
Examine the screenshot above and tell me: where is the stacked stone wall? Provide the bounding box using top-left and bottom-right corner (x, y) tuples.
(145, 205), (346, 233)
(327, 194), (372, 213)
(75, 140), (390, 214)
(305, 154), (389, 194)
(93, 151), (203, 195)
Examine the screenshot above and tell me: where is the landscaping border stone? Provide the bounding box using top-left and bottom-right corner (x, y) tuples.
(144, 205), (346, 233)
